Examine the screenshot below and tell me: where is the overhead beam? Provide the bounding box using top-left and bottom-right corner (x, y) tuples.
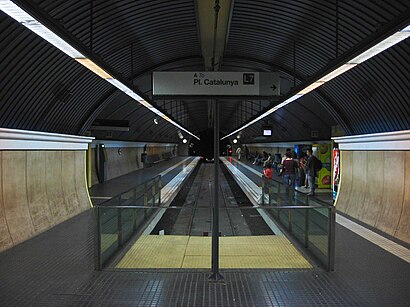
(196, 0), (233, 71)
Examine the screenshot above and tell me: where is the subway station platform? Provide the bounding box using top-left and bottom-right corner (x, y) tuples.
(0, 157), (409, 306)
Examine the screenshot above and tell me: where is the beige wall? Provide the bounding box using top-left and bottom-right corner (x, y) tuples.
(0, 150), (91, 252)
(336, 151), (410, 244)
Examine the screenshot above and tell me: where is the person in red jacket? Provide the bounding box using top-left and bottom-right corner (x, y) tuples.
(282, 151), (299, 194)
(263, 163), (273, 179)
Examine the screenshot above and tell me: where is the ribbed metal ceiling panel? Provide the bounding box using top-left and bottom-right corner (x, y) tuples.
(0, 0), (408, 143)
(32, 0), (200, 81)
(0, 12), (111, 134)
(225, 0), (410, 140)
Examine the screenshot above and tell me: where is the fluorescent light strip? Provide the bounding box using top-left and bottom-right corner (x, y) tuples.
(220, 94), (303, 140)
(348, 31), (410, 64)
(318, 64), (357, 82)
(298, 81), (324, 95)
(76, 58), (112, 79)
(222, 23), (410, 140)
(0, 0), (200, 141)
(0, 1), (84, 58)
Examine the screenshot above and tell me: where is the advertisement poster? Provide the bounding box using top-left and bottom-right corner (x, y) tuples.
(317, 144), (331, 189)
(332, 148), (340, 200)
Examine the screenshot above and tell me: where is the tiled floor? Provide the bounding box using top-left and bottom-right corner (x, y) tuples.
(1, 206), (409, 306)
(1, 158), (409, 306)
(337, 214), (410, 263)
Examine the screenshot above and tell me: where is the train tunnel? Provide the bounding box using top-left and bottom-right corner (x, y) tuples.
(0, 1), (409, 306)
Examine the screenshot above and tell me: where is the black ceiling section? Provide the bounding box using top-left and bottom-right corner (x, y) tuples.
(0, 11), (111, 135)
(225, 0), (410, 140)
(0, 0), (201, 142)
(31, 0), (200, 82)
(0, 1), (409, 143)
(318, 41), (410, 135)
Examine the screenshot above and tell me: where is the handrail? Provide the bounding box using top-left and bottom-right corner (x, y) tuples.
(261, 176), (333, 207)
(97, 205), (325, 210)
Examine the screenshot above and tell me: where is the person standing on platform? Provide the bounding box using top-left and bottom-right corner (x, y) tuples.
(306, 148), (317, 196)
(263, 163), (273, 179)
(298, 154), (308, 188)
(262, 153), (273, 168)
(236, 146), (242, 160)
(282, 151), (298, 194)
(244, 145), (250, 160)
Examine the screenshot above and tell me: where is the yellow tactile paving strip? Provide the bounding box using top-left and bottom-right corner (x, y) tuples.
(116, 235), (312, 269)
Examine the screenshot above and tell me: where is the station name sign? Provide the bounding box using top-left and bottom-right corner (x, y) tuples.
(152, 71), (279, 96)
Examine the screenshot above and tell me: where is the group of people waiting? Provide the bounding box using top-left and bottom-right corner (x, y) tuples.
(258, 148), (320, 196)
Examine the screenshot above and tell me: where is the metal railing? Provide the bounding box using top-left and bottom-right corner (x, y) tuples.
(261, 177), (335, 271)
(94, 175), (161, 270)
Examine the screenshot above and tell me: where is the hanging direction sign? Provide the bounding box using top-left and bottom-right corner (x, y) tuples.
(152, 71), (280, 96)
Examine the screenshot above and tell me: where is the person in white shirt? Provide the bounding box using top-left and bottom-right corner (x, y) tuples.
(236, 146), (242, 160)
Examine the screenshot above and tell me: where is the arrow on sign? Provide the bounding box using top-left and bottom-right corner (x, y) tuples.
(270, 84), (277, 91)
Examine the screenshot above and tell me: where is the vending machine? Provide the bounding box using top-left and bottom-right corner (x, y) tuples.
(313, 143), (332, 189)
(332, 147), (340, 201)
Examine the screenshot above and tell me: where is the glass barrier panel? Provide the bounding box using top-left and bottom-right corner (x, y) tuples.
(261, 204), (333, 270)
(135, 195), (144, 207)
(307, 207), (329, 265)
(99, 207), (119, 265)
(278, 208), (290, 229)
(120, 190), (135, 206)
(290, 208), (307, 243)
(96, 176), (162, 269)
(121, 208), (135, 244)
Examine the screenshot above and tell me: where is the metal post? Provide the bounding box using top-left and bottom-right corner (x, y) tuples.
(261, 178), (265, 206)
(209, 99), (223, 281)
(90, 0), (93, 52)
(327, 206), (336, 271)
(288, 209), (292, 233)
(158, 175), (162, 206)
(336, 0), (339, 58)
(94, 206), (102, 270)
(293, 41), (296, 88)
(133, 188), (137, 231)
(305, 209), (309, 248)
(118, 197), (122, 245)
(143, 183), (148, 206)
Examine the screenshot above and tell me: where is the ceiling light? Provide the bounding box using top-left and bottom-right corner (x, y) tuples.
(76, 58), (112, 79)
(182, 138), (187, 144)
(0, 1), (84, 58)
(153, 118), (158, 125)
(106, 78), (134, 94)
(232, 138), (238, 143)
(348, 30), (410, 64)
(318, 64), (357, 82)
(284, 94), (304, 104)
(0, 0), (200, 141)
(221, 24), (409, 140)
(298, 81), (325, 95)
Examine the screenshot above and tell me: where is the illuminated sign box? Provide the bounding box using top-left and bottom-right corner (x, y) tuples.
(153, 71), (279, 96)
(262, 126), (272, 136)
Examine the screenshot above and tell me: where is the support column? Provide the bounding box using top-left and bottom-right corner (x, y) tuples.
(209, 99), (223, 281)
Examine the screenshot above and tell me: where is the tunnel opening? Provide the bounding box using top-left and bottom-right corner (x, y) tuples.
(194, 128), (230, 159)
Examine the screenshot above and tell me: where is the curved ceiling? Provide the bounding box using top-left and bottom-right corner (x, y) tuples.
(0, 0), (409, 144)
